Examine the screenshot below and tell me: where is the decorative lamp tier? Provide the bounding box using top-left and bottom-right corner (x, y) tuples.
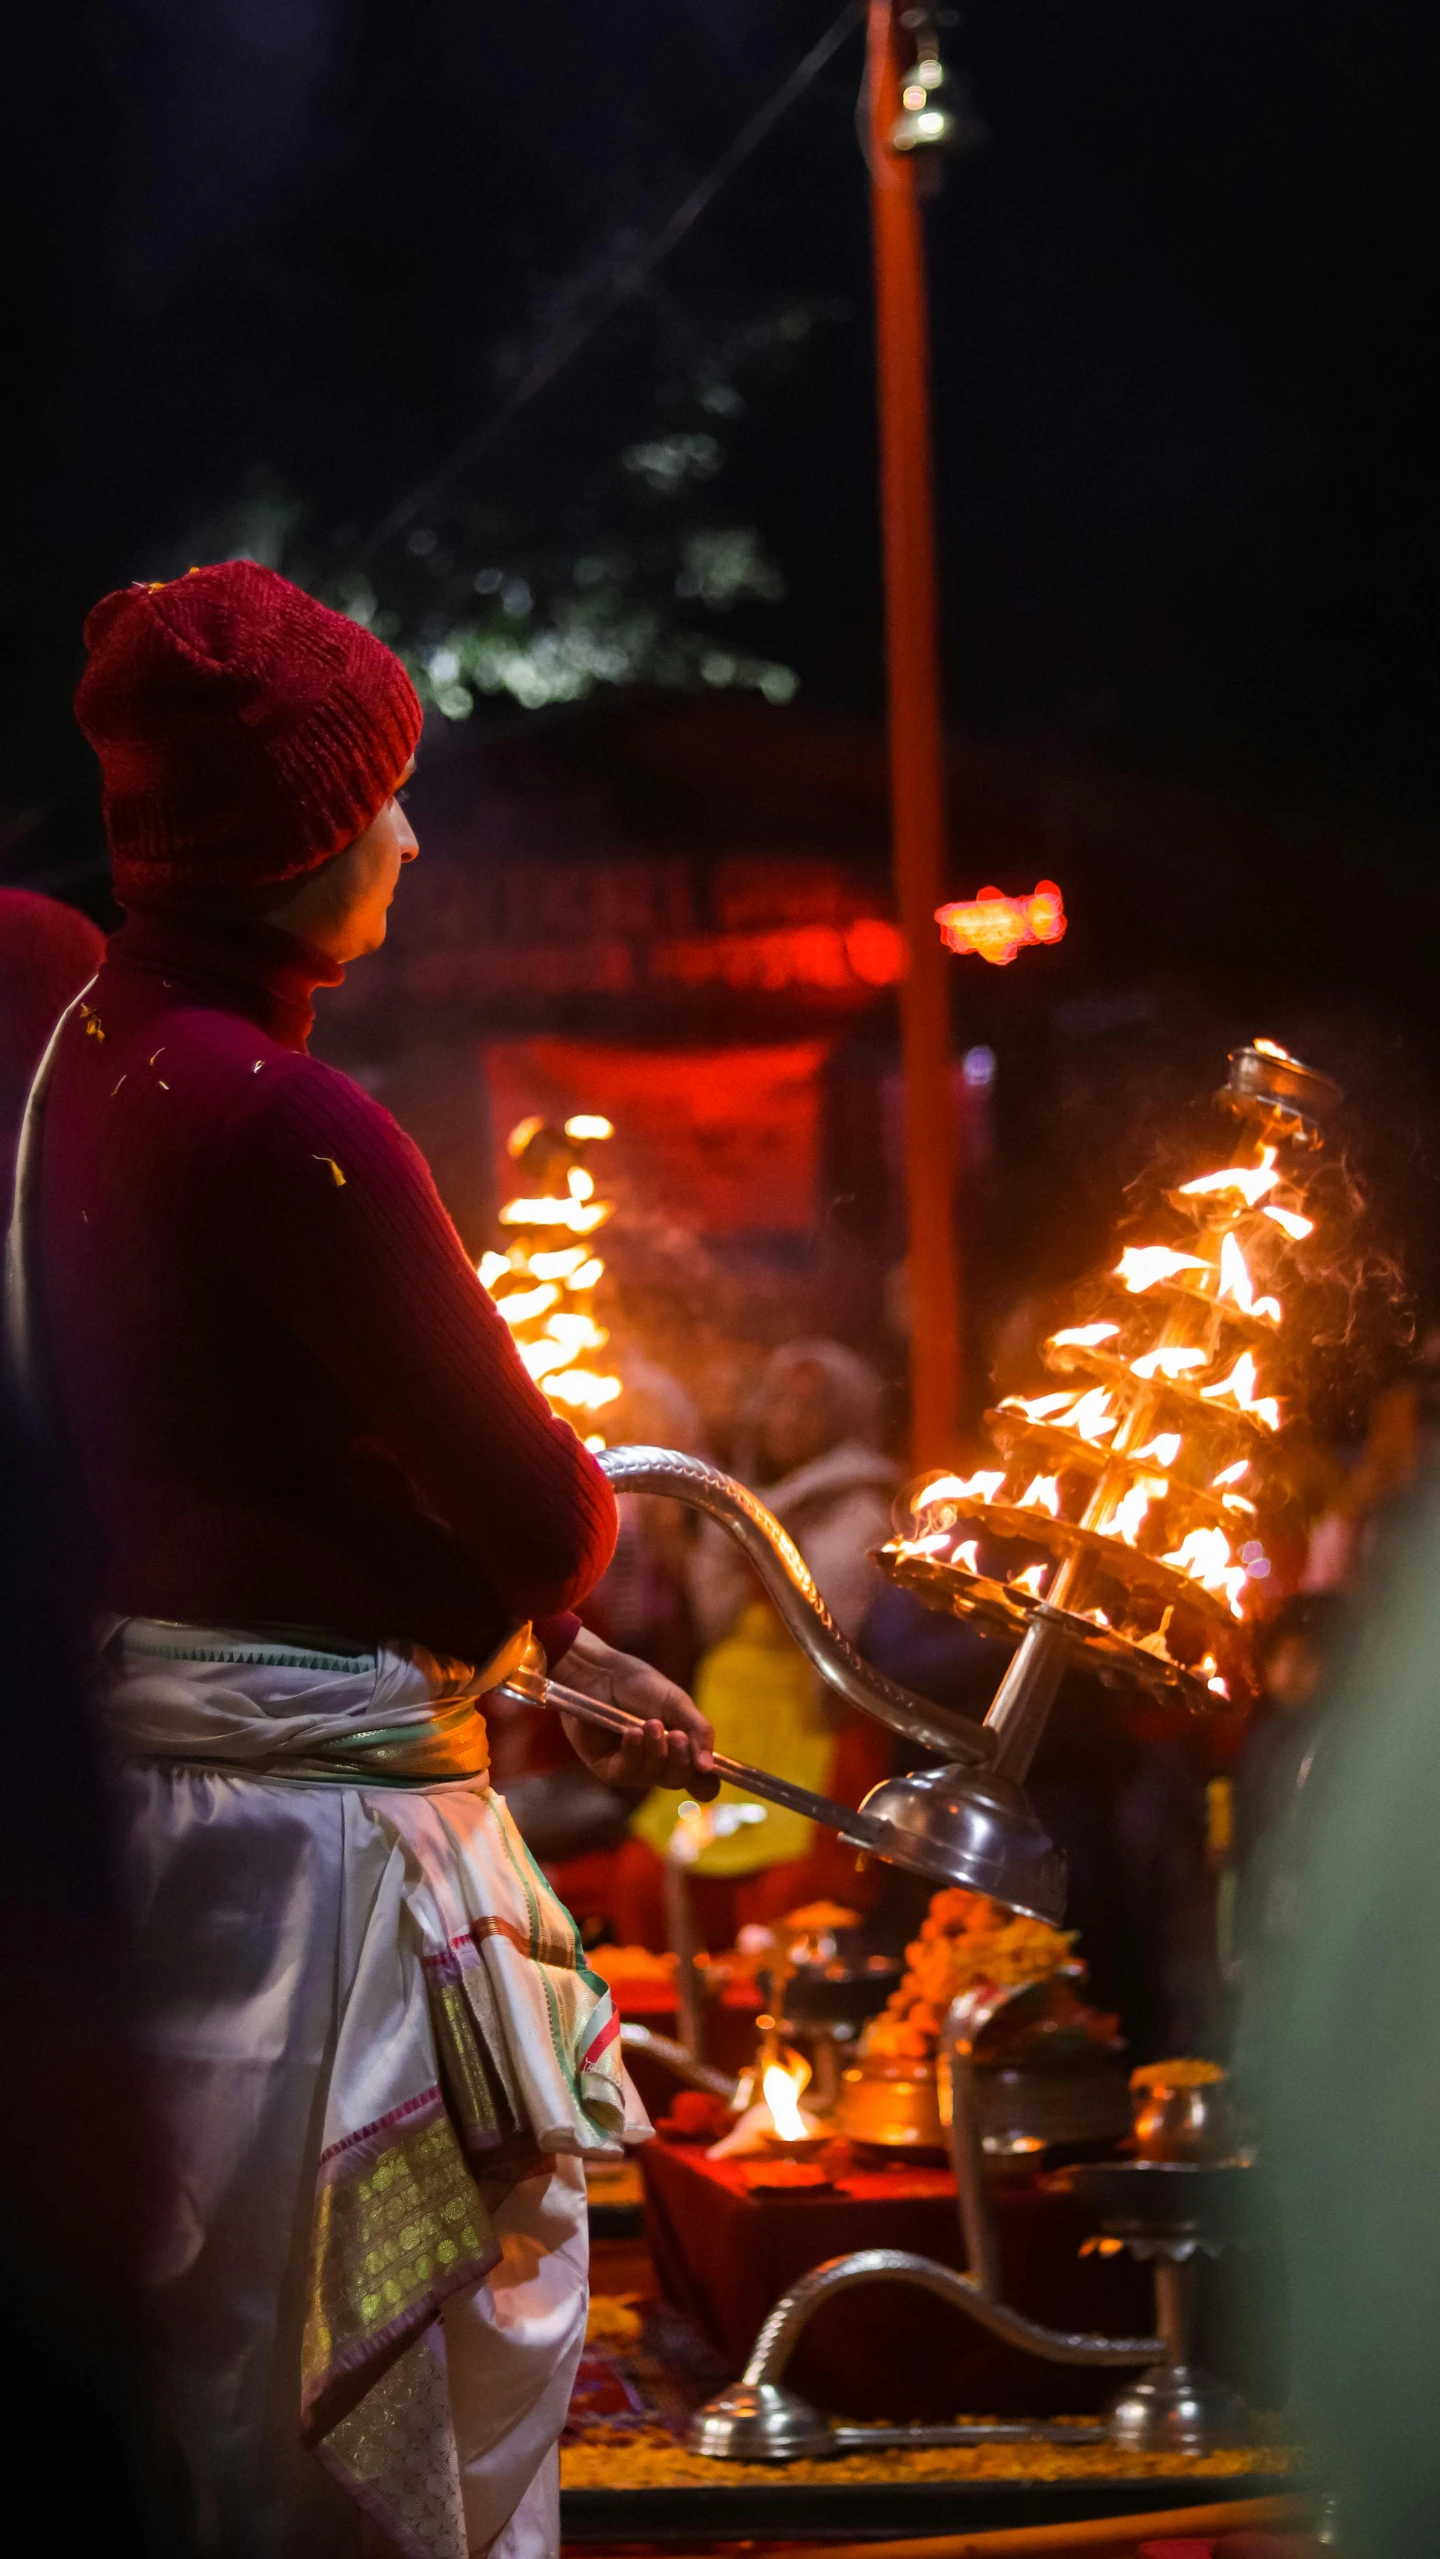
(879, 1042), (1342, 1712)
(479, 1113), (623, 1447)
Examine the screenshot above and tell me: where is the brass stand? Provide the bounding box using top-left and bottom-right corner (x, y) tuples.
(687, 1996), (1257, 2462)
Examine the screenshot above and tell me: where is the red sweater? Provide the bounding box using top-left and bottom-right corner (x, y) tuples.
(34, 907), (616, 1665)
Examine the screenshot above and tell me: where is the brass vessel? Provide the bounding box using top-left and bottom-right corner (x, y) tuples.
(833, 1977), (1129, 2157)
(1129, 2059), (1237, 2162)
(833, 2054), (946, 2150)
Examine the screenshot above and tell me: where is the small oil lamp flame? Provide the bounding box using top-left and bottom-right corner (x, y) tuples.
(708, 2046), (821, 2159)
(999, 1390), (1076, 1423)
(1200, 1350), (1281, 1432)
(1161, 1528), (1248, 1617)
(1216, 1232), (1281, 1325)
(1104, 1479), (1167, 1546)
(1067, 1389), (1118, 1441)
(1179, 1145), (1281, 1208)
(1115, 1245), (1207, 1293)
(1131, 1345), (1207, 1382)
(762, 2059), (812, 2142)
(916, 1469), (1006, 1508)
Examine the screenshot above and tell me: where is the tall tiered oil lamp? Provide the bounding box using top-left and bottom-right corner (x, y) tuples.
(880, 1040), (1340, 1776)
(503, 1044), (1347, 1932)
(679, 1042), (1347, 2470)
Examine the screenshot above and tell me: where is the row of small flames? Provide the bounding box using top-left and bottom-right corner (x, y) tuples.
(478, 1114), (624, 1438)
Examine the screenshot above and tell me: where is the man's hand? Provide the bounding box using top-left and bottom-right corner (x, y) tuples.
(551, 1626), (719, 1800)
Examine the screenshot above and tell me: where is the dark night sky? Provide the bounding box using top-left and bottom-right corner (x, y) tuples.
(5, 1), (1440, 858)
(2, 0), (1436, 1362)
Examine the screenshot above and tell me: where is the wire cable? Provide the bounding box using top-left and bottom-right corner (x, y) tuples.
(353, 0), (867, 566)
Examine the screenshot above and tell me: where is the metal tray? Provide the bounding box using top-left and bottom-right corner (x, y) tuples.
(1055, 2156), (1260, 2246)
(561, 2466), (1305, 2542)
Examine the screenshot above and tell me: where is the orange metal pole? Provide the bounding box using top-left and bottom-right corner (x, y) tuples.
(867, 0), (962, 1465)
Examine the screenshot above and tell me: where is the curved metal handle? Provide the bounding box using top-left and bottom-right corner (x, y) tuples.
(742, 2247), (1162, 2378)
(618, 2021), (738, 2104)
(496, 1667), (897, 1853)
(599, 1444), (990, 1766)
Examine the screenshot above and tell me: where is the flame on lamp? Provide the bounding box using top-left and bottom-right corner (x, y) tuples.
(1115, 1245), (1208, 1294)
(1179, 1146), (1281, 1208)
(1216, 1232), (1282, 1325)
(1131, 1345), (1207, 1383)
(1200, 1349), (1281, 1432)
(1000, 1390), (1080, 1424)
(915, 1469), (1006, 1508)
(762, 2059), (811, 2142)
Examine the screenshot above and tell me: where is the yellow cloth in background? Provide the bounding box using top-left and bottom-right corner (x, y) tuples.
(630, 1598), (833, 1875)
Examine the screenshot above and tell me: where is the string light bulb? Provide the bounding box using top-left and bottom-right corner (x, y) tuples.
(889, 8), (986, 167)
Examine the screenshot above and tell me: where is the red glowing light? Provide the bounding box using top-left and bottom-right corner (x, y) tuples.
(935, 881), (1068, 967)
(844, 916), (907, 986)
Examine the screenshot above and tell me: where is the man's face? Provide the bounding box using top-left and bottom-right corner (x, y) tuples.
(332, 763), (419, 957)
(273, 757), (419, 961)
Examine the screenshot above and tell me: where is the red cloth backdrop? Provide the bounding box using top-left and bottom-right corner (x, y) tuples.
(484, 1035), (832, 1235)
(639, 2138), (1156, 2422)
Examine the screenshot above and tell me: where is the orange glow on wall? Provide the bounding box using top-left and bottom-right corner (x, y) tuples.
(935, 881), (1068, 967)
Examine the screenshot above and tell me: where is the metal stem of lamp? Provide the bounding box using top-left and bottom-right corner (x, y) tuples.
(582, 1447), (1070, 1924)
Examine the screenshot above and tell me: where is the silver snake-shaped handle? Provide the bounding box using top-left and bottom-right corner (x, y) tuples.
(598, 1444), (990, 1768)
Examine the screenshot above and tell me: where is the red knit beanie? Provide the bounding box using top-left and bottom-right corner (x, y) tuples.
(74, 561), (423, 906)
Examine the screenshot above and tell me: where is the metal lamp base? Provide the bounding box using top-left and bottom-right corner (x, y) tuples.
(1106, 2361), (1252, 2456)
(687, 2381), (835, 2462)
(858, 1764), (1067, 1923)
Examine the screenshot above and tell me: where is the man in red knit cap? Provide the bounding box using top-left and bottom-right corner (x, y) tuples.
(6, 562), (715, 2559)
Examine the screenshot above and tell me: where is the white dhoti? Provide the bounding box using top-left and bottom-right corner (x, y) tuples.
(100, 1622), (648, 2559)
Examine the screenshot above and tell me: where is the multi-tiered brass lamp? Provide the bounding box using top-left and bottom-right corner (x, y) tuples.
(874, 1041), (1339, 1782)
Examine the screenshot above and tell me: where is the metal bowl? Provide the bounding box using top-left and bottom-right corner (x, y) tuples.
(1057, 2155), (1257, 2248)
(944, 2056), (1131, 2153)
(781, 1943), (901, 2033)
(833, 2045), (1131, 2155)
(1221, 1042), (1342, 1142)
